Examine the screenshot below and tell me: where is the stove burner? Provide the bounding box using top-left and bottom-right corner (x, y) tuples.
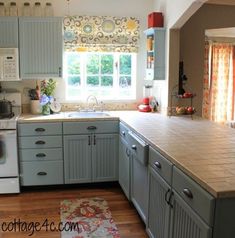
(0, 112), (15, 119)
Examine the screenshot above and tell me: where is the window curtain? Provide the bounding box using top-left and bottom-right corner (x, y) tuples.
(63, 16), (140, 53)
(202, 41), (234, 123)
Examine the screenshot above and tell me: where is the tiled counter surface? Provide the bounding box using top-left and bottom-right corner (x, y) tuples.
(18, 111), (235, 198)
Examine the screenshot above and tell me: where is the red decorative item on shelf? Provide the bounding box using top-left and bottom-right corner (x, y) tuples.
(148, 12), (163, 28)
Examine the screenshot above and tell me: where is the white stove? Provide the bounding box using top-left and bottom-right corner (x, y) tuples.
(0, 92), (21, 194)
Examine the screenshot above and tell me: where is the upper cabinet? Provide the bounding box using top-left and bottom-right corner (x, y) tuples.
(0, 17), (18, 48)
(19, 17), (63, 79)
(144, 27), (165, 80)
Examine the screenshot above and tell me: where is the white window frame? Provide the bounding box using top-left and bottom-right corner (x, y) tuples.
(63, 51), (137, 101)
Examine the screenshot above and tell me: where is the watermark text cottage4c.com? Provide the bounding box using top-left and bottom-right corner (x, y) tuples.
(1, 218), (79, 236)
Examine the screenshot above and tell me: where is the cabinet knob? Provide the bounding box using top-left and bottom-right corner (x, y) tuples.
(35, 128), (45, 132)
(122, 131), (125, 136)
(154, 161), (162, 169)
(182, 188), (193, 199)
(37, 172), (47, 176)
(36, 153), (46, 158)
(131, 145), (137, 150)
(35, 140), (46, 145)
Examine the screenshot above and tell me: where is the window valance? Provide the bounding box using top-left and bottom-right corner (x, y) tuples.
(63, 16), (140, 53)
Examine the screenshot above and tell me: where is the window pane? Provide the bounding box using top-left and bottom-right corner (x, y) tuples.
(120, 55), (131, 74)
(101, 76), (113, 86)
(87, 54), (99, 74)
(87, 76), (99, 86)
(67, 54), (80, 74)
(101, 55), (113, 74)
(119, 76), (131, 87)
(68, 76), (81, 86)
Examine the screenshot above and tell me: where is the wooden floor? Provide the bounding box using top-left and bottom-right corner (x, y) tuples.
(0, 183), (148, 238)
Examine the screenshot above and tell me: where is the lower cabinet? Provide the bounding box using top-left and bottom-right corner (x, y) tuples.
(169, 190), (212, 238)
(147, 147), (214, 238)
(119, 136), (131, 199)
(18, 122), (63, 186)
(147, 167), (171, 238)
(64, 133), (118, 184)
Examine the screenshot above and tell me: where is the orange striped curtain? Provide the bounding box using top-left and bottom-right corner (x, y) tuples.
(202, 42), (234, 123)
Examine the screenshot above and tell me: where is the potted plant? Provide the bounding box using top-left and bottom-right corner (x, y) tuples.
(40, 79), (56, 115)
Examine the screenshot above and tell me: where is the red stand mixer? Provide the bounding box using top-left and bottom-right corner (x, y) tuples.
(138, 97), (151, 112)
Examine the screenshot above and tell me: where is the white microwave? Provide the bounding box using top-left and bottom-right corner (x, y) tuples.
(0, 48), (20, 81)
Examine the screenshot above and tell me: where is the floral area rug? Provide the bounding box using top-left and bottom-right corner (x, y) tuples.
(60, 197), (121, 238)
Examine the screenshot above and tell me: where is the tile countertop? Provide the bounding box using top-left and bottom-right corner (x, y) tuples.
(18, 111), (235, 198)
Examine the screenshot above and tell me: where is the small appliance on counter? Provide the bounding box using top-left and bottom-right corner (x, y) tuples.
(138, 97), (151, 112)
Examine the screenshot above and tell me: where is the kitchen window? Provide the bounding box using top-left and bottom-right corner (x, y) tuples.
(64, 51), (136, 100)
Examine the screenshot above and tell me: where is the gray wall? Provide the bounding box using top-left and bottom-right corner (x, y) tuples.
(180, 3), (235, 116)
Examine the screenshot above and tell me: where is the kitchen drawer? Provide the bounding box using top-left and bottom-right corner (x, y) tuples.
(172, 166), (215, 226)
(149, 146), (173, 185)
(18, 122), (62, 136)
(19, 148), (63, 162)
(128, 131), (148, 165)
(119, 122), (130, 143)
(18, 136), (62, 149)
(20, 161), (64, 186)
(63, 120), (119, 135)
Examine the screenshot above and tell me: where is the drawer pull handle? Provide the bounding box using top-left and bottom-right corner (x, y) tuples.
(122, 131), (126, 136)
(36, 153), (46, 158)
(165, 189), (171, 204)
(154, 161), (162, 169)
(87, 126), (97, 130)
(35, 140), (46, 145)
(131, 145), (137, 150)
(37, 172), (47, 176)
(183, 188), (193, 199)
(35, 128), (45, 132)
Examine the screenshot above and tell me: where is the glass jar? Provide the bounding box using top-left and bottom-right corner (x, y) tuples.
(9, 2), (17, 16)
(33, 2), (42, 17)
(22, 2), (31, 16)
(0, 2), (5, 16)
(44, 2), (53, 16)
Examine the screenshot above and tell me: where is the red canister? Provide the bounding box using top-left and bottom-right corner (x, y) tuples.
(148, 12), (163, 28)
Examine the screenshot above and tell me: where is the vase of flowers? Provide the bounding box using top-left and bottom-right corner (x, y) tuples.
(40, 79), (56, 115)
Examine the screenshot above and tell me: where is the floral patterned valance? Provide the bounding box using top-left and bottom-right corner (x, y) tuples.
(63, 16), (140, 53)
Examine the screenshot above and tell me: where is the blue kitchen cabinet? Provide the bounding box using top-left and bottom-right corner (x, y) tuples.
(119, 122), (131, 199)
(0, 17), (18, 48)
(144, 27), (165, 80)
(92, 133), (118, 182)
(19, 17), (63, 79)
(63, 121), (119, 184)
(18, 122), (64, 186)
(63, 135), (92, 183)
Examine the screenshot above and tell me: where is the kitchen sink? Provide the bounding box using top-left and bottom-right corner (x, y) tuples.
(66, 111), (110, 118)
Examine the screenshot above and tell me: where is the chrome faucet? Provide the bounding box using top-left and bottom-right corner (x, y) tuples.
(86, 95), (98, 111)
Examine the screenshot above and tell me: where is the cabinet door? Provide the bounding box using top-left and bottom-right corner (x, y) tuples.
(0, 17), (18, 48)
(131, 153), (148, 224)
(63, 135), (92, 184)
(19, 17), (63, 79)
(169, 190), (212, 238)
(147, 167), (171, 238)
(119, 136), (130, 199)
(92, 134), (118, 182)
(144, 28), (165, 80)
